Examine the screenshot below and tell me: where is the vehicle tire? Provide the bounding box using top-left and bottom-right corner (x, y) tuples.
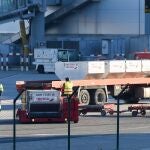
(133, 97), (140, 103)
(79, 90), (90, 105)
(141, 109), (146, 116)
(80, 109), (87, 116)
(74, 120), (78, 123)
(126, 97), (140, 104)
(132, 111), (138, 117)
(37, 65), (44, 74)
(101, 109), (106, 116)
(94, 89), (107, 105)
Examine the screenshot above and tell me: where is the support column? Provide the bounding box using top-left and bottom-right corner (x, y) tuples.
(30, 11), (46, 51)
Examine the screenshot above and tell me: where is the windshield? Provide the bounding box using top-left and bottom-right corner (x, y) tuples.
(58, 49), (79, 61)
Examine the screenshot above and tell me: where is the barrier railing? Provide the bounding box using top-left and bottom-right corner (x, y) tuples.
(0, 53), (33, 71)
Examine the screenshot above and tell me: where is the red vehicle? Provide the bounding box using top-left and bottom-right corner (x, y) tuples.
(16, 80), (79, 123)
(134, 51), (150, 59)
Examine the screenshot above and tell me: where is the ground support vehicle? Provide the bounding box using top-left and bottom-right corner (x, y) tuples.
(78, 103), (117, 116)
(100, 103), (150, 117)
(128, 104), (150, 117)
(79, 104), (104, 115)
(53, 77), (150, 105)
(33, 48), (79, 73)
(16, 59), (150, 120)
(79, 103), (150, 117)
(16, 77), (150, 119)
(52, 77), (150, 117)
(134, 51), (150, 60)
(55, 60), (150, 105)
(16, 81), (79, 123)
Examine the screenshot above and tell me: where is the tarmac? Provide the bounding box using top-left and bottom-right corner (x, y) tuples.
(0, 72), (150, 150)
(1, 100), (150, 150)
(1, 132), (150, 150)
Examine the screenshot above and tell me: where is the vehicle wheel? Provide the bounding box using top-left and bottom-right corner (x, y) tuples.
(79, 90), (90, 105)
(74, 120), (78, 123)
(101, 109), (106, 116)
(37, 65), (44, 74)
(132, 111), (138, 117)
(109, 110), (114, 115)
(141, 109), (146, 116)
(81, 109), (87, 116)
(94, 89), (107, 105)
(133, 98), (140, 103)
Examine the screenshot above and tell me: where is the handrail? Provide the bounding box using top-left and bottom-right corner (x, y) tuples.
(3, 26), (29, 44)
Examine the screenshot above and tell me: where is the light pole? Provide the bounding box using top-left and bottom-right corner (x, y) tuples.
(139, 0), (141, 35)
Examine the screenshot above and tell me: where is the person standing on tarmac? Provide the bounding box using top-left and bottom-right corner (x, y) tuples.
(0, 83), (4, 97)
(62, 77), (73, 150)
(0, 83), (4, 111)
(62, 77), (73, 96)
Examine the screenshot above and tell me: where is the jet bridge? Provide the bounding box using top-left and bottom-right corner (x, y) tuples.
(0, 0), (100, 53)
(0, 0), (47, 54)
(0, 0), (37, 23)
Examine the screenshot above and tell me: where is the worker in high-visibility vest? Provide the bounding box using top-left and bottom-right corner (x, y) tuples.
(63, 77), (73, 96)
(0, 83), (4, 111)
(0, 83), (4, 96)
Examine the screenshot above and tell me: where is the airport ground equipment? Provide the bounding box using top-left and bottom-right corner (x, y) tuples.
(16, 75), (150, 117)
(16, 58), (150, 120)
(33, 48), (79, 73)
(54, 60), (150, 105)
(16, 80), (79, 123)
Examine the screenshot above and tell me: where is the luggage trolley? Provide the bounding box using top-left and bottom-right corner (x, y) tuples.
(79, 105), (104, 116)
(79, 104), (116, 116)
(128, 104), (150, 117)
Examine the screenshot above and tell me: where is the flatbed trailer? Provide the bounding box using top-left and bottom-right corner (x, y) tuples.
(54, 60), (150, 105)
(52, 77), (150, 88)
(52, 77), (150, 105)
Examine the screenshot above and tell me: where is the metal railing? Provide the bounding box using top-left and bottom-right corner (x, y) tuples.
(46, 0), (92, 25)
(0, 0), (32, 16)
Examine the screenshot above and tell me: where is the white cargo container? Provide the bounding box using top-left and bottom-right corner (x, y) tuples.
(27, 90), (61, 104)
(125, 60), (142, 72)
(108, 60), (125, 73)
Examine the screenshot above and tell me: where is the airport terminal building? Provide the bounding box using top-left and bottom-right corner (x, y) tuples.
(0, 0), (150, 59)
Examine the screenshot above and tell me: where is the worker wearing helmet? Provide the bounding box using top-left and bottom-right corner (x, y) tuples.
(63, 77), (73, 96)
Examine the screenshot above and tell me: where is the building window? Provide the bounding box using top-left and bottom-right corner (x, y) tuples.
(47, 41), (62, 48)
(145, 0), (150, 13)
(63, 41), (79, 50)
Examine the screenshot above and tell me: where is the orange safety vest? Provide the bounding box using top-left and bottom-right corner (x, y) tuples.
(63, 81), (73, 95)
